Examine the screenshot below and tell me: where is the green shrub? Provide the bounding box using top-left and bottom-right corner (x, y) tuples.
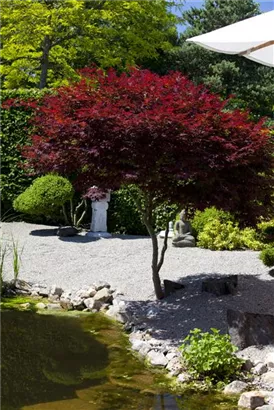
(108, 185), (147, 235)
(108, 185), (178, 235)
(191, 207), (234, 238)
(197, 220), (242, 250)
(257, 220), (274, 243)
(240, 227), (265, 251)
(260, 247), (274, 267)
(1, 89), (51, 214)
(13, 175), (74, 218)
(180, 328), (243, 383)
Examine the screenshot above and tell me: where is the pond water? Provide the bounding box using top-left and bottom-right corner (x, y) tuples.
(1, 307), (238, 410)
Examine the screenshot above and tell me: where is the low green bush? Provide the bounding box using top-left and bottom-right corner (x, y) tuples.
(257, 220), (274, 243)
(196, 212), (265, 251)
(180, 328), (243, 383)
(191, 207), (235, 238)
(260, 247), (274, 267)
(197, 220), (242, 250)
(240, 227), (266, 251)
(13, 174), (74, 218)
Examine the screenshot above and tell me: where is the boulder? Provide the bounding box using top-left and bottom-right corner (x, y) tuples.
(252, 363), (268, 376)
(147, 350), (168, 367)
(47, 303), (63, 310)
(177, 372), (191, 383)
(106, 305), (129, 324)
(49, 285), (63, 297)
(93, 287), (113, 303)
(261, 372), (274, 385)
(223, 380), (248, 394)
(255, 406), (274, 410)
(227, 310), (274, 349)
(36, 302), (47, 310)
(57, 226), (79, 237)
(60, 298), (73, 310)
(238, 391), (265, 409)
(265, 353), (274, 370)
(164, 280), (184, 297)
(202, 275), (238, 296)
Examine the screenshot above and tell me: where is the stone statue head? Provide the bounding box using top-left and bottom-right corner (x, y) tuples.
(179, 209), (187, 221)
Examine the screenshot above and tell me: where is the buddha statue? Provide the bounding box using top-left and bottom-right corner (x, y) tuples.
(172, 209), (195, 248)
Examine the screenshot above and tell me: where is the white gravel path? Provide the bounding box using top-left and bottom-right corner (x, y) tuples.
(2, 222), (274, 342)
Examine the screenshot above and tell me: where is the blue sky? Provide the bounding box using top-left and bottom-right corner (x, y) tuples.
(180, 0), (274, 12)
(175, 0), (274, 32)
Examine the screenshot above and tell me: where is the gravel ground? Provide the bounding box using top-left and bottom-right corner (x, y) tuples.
(2, 221), (274, 343)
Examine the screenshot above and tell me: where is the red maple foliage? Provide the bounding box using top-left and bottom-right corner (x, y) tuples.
(13, 67), (274, 298)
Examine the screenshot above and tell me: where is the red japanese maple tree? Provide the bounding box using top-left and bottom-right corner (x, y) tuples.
(15, 67), (274, 299)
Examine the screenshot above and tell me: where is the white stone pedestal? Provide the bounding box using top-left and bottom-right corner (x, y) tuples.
(86, 192), (111, 238)
(158, 221), (174, 238)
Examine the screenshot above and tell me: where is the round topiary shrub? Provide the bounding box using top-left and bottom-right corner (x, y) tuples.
(13, 174), (74, 217)
(260, 247), (274, 267)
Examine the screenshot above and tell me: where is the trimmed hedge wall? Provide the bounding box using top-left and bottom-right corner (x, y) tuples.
(1, 89), (51, 215)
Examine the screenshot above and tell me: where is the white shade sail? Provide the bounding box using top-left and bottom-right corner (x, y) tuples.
(186, 10), (274, 67)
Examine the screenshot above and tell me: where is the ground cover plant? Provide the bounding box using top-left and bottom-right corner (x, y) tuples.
(180, 328), (244, 384)
(5, 68), (274, 299)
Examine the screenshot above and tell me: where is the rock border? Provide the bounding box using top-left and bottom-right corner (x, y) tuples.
(3, 279), (274, 409)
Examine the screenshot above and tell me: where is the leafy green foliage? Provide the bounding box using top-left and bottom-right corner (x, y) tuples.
(108, 186), (179, 235)
(197, 220), (265, 251)
(147, 0), (274, 119)
(1, 89), (51, 214)
(108, 186), (147, 235)
(260, 247), (274, 267)
(1, 0), (179, 89)
(191, 207), (234, 238)
(240, 227), (266, 251)
(13, 175), (74, 217)
(180, 328), (243, 383)
(257, 220), (274, 243)
(197, 220), (242, 250)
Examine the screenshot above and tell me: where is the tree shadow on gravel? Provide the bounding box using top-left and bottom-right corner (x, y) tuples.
(58, 234), (150, 243)
(125, 273), (274, 345)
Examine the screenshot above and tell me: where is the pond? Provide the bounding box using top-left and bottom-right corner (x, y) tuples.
(1, 305), (238, 410)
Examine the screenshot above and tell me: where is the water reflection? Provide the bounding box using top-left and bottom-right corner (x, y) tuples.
(1, 309), (237, 410)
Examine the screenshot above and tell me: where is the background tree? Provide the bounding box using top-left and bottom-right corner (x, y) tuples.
(145, 0), (274, 118)
(0, 0), (179, 89)
(12, 68), (274, 299)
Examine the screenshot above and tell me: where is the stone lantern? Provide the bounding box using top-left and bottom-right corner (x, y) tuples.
(86, 191), (111, 238)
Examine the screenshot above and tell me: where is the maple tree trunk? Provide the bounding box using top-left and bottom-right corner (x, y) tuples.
(134, 193), (165, 300)
(39, 35), (51, 89)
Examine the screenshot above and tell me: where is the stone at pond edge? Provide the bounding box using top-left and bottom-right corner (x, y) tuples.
(227, 310), (274, 349)
(163, 280), (184, 297)
(261, 371), (274, 385)
(202, 275), (238, 296)
(36, 302), (47, 310)
(147, 350), (168, 367)
(57, 226), (79, 237)
(49, 285), (63, 297)
(223, 380), (248, 394)
(93, 287), (113, 303)
(252, 363), (268, 376)
(238, 391), (265, 409)
(47, 303), (63, 310)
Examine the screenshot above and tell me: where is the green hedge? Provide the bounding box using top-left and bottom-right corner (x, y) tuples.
(1, 89), (51, 215)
